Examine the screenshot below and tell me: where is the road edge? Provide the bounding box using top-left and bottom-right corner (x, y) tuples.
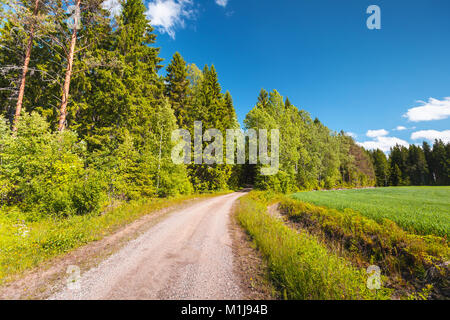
(229, 198), (277, 300)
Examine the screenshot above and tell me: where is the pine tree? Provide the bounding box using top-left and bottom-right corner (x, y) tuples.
(0, 0), (49, 124)
(12, 0), (40, 132)
(58, 0), (81, 131)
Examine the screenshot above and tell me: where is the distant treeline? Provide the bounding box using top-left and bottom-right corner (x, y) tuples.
(369, 141), (450, 187)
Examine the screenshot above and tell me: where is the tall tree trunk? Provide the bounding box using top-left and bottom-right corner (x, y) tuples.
(58, 0), (81, 132)
(12, 0), (40, 132)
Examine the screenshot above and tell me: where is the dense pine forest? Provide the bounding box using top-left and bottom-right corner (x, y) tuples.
(0, 0), (448, 221)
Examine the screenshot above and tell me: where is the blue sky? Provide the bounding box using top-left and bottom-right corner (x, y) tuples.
(108, 0), (450, 152)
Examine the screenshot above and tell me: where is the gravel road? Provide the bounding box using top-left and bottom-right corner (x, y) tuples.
(50, 192), (246, 300)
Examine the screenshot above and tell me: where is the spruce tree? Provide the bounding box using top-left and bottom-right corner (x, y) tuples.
(223, 91), (238, 129)
(165, 52), (190, 127)
(422, 141), (434, 184)
(74, 0), (163, 148)
(257, 89), (269, 108)
(407, 144), (428, 185)
(198, 64), (223, 128)
(285, 97), (292, 108)
(185, 64), (238, 191)
(371, 149), (389, 186)
(432, 140), (448, 185)
(390, 164), (402, 186)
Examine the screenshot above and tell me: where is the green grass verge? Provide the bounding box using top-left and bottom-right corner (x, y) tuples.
(0, 193), (227, 284)
(278, 197), (449, 293)
(235, 192), (392, 300)
(291, 187), (450, 237)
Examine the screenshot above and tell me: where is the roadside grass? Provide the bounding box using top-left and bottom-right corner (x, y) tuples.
(235, 192), (392, 300)
(278, 197), (449, 297)
(0, 192), (228, 284)
(291, 187), (450, 238)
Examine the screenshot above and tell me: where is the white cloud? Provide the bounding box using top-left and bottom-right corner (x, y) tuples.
(357, 136), (409, 153)
(102, 0), (123, 17)
(146, 0), (194, 39)
(366, 129), (389, 138)
(394, 126), (407, 131)
(345, 132), (357, 139)
(403, 97), (450, 122)
(215, 0), (228, 7)
(411, 130), (450, 143)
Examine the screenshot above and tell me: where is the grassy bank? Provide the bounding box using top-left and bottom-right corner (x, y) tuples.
(278, 197), (449, 297)
(235, 192), (391, 300)
(292, 187), (450, 237)
(0, 193), (227, 284)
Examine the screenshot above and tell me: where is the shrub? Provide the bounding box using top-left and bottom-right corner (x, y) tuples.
(0, 113), (107, 218)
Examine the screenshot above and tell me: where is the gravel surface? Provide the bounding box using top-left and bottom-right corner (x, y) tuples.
(50, 192), (246, 300)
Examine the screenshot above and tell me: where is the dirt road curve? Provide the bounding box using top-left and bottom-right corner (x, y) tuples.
(50, 192), (246, 300)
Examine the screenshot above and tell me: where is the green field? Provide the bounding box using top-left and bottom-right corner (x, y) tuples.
(291, 187), (450, 238)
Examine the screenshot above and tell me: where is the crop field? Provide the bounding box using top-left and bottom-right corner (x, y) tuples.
(291, 187), (450, 238)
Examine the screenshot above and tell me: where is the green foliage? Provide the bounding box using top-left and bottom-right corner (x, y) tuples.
(182, 64), (239, 192)
(244, 89), (375, 192)
(381, 141), (450, 187)
(0, 113), (107, 218)
(236, 192), (391, 300)
(429, 140), (450, 185)
(0, 0), (446, 297)
(369, 149), (389, 187)
(0, 0), (240, 212)
(165, 52), (190, 127)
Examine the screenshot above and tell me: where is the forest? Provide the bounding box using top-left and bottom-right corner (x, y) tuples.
(0, 0), (448, 221)
(369, 142), (450, 187)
